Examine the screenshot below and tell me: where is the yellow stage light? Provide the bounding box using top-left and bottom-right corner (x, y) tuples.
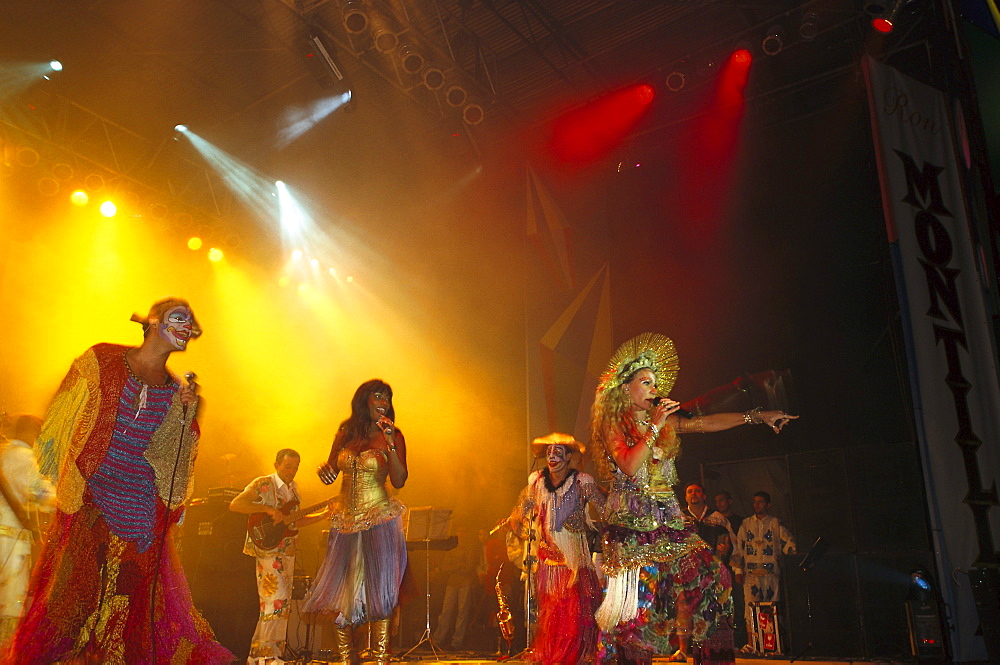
(278, 275), (291, 288)
(310, 258), (320, 268)
(292, 249), (303, 261)
(188, 237), (203, 251)
(208, 248), (224, 262)
(99, 201), (117, 217)
(70, 190), (89, 206)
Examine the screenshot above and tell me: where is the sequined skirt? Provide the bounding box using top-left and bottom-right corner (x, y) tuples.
(301, 515), (407, 626)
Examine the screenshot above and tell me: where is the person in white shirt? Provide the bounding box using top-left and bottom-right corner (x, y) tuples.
(731, 491), (796, 654)
(230, 448), (329, 664)
(0, 415), (56, 641)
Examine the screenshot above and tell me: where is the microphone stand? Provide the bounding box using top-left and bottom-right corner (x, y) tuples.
(402, 536), (442, 659)
(789, 537), (827, 663)
(151, 373), (195, 665)
(507, 510), (536, 661)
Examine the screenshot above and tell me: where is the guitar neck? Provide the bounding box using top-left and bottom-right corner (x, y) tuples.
(285, 499), (330, 524)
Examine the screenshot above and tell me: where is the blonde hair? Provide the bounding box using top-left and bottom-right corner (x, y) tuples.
(590, 369), (681, 479)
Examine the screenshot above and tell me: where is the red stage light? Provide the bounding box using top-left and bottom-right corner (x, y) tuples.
(548, 83), (657, 165)
(872, 17), (894, 32)
(635, 84), (656, 105)
(732, 49), (753, 66)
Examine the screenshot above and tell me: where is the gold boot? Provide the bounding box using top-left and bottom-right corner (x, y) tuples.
(333, 625), (356, 665)
(371, 618), (391, 664)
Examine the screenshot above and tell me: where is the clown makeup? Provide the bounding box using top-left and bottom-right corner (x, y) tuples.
(158, 305), (196, 351)
(545, 444), (571, 476)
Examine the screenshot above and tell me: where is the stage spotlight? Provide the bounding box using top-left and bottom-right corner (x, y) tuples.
(49, 60), (63, 72)
(665, 71), (686, 92)
(37, 178), (59, 197)
(423, 67), (445, 90)
(635, 84), (655, 104)
(864, 2), (888, 16)
(342, 0), (369, 34)
(911, 571), (933, 592)
(732, 49), (752, 66)
(16, 147), (40, 168)
(368, 12), (398, 53)
(398, 42), (424, 75)
(149, 203), (169, 220)
(799, 11), (819, 40)
(445, 84), (467, 107)
(51, 163), (73, 180)
(174, 124), (188, 133)
(905, 568), (948, 659)
(188, 237), (203, 251)
(208, 248), (224, 262)
(872, 0), (907, 33)
(84, 173), (105, 191)
(70, 190), (89, 206)
(292, 249), (303, 261)
(99, 201), (117, 218)
(762, 26), (784, 56)
(462, 102), (484, 125)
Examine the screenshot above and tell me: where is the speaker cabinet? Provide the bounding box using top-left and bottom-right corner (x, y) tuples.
(180, 498), (259, 661)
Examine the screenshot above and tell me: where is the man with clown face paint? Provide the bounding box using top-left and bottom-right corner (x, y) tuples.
(506, 433), (606, 664)
(2, 298), (232, 664)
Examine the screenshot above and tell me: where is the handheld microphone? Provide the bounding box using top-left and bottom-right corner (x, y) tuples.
(650, 396), (693, 419)
(181, 372), (197, 418)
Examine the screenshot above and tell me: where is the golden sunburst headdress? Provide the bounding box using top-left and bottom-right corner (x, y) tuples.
(596, 332), (680, 396)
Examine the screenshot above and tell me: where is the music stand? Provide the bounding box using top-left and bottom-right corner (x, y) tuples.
(402, 507), (453, 659)
(789, 536), (829, 662)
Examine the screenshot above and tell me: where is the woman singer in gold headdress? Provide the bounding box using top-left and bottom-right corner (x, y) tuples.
(592, 333), (796, 664)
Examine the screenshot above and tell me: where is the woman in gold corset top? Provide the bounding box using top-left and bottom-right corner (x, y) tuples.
(302, 379), (408, 665)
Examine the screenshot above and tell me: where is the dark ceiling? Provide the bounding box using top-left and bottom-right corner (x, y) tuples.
(0, 0), (957, 233)
(0, 0), (890, 137)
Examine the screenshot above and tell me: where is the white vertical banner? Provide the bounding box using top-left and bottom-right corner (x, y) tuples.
(864, 55), (1000, 660)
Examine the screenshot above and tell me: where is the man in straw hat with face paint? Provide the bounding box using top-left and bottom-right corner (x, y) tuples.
(506, 433), (607, 664)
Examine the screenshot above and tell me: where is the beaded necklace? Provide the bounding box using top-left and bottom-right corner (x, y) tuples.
(122, 350), (172, 417)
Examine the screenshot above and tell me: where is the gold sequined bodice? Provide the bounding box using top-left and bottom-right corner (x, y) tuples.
(336, 447), (391, 515)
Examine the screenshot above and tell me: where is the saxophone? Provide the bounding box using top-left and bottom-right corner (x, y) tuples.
(495, 563), (514, 646)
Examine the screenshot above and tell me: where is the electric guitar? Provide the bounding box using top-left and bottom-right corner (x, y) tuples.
(247, 497), (332, 550)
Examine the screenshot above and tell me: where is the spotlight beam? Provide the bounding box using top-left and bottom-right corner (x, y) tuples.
(174, 128), (278, 227)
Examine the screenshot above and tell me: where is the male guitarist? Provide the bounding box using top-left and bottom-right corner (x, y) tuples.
(230, 448), (329, 664)
(0, 414), (55, 642)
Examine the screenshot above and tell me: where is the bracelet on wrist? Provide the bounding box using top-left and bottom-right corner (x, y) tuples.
(743, 406), (764, 425)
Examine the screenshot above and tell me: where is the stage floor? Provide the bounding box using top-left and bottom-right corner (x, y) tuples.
(296, 654), (884, 664)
